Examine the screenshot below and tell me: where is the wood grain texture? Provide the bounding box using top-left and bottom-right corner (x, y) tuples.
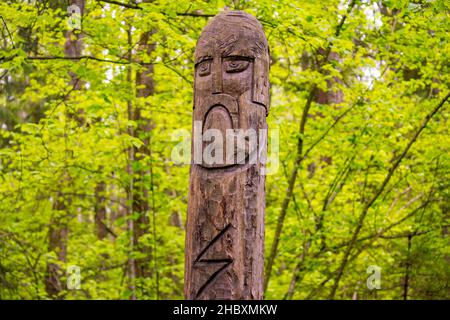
(184, 10), (270, 300)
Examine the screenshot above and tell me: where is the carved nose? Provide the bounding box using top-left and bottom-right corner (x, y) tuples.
(211, 59), (222, 94)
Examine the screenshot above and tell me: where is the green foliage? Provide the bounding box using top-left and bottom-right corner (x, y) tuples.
(0, 0), (448, 300)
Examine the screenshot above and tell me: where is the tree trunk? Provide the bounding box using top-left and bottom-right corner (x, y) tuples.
(45, 193), (69, 298)
(44, 0), (85, 299)
(95, 181), (108, 240)
(132, 28), (155, 280)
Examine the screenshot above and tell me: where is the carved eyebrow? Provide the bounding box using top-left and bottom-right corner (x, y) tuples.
(195, 56), (213, 65)
(222, 55), (252, 61)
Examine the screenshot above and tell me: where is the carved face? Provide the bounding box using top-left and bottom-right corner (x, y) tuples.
(194, 11), (269, 109)
(195, 56), (253, 100)
(193, 11), (269, 168)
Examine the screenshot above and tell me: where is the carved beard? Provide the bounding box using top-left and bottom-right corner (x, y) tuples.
(195, 90), (266, 169)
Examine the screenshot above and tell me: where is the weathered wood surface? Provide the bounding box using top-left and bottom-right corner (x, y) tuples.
(185, 10), (270, 300)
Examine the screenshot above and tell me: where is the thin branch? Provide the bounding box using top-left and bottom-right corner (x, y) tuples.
(97, 0), (215, 17)
(162, 63), (191, 84)
(97, 0), (142, 9)
(27, 55), (143, 65)
(177, 12), (215, 17)
(0, 15), (15, 49)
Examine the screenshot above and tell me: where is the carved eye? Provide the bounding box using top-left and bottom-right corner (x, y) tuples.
(197, 60), (211, 77)
(224, 59), (250, 73)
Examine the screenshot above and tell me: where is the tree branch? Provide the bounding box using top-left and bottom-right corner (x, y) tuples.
(0, 15), (16, 49)
(328, 91), (450, 298)
(97, 0), (142, 10)
(97, 0), (215, 17)
(27, 55), (140, 65)
(263, 0), (357, 293)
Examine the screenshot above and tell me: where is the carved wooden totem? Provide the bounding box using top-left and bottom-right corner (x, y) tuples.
(185, 11), (270, 300)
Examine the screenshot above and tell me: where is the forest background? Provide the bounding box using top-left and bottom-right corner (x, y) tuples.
(0, 0), (448, 299)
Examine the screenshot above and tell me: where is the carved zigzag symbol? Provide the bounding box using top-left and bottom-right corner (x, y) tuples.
(193, 224), (233, 299)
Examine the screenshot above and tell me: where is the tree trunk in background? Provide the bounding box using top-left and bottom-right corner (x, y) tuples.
(95, 181), (108, 240)
(125, 25), (137, 300)
(64, 0), (85, 124)
(44, 0), (85, 299)
(122, 8), (156, 295)
(403, 234), (412, 300)
(66, 0), (109, 241)
(132, 29), (155, 281)
(0, 12), (41, 142)
(45, 193), (69, 298)
(64, 0), (84, 90)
